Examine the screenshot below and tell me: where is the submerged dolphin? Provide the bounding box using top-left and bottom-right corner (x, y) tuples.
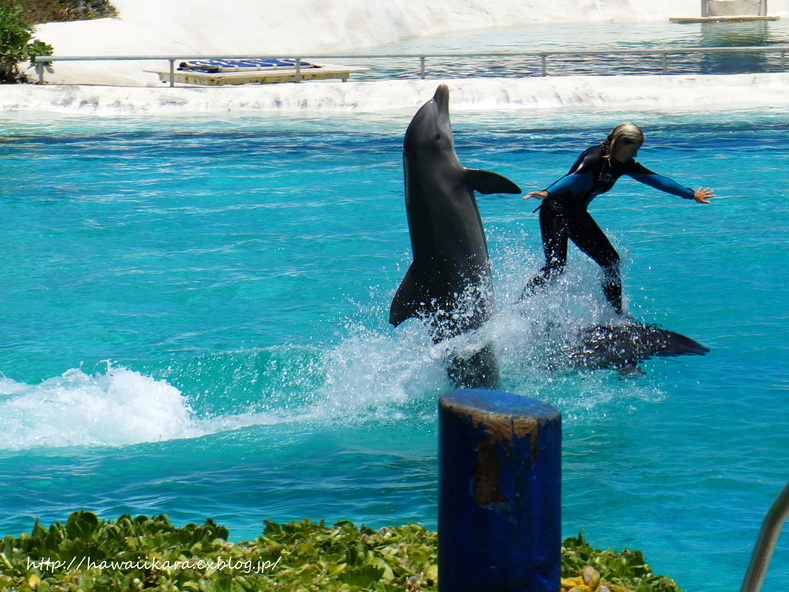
(389, 84), (520, 388)
(563, 322), (710, 376)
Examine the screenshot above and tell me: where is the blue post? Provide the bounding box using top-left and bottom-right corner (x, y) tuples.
(438, 389), (561, 592)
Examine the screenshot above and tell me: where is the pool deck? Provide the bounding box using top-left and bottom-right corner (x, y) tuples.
(147, 64), (369, 85)
(3, 72), (789, 115)
(669, 15), (781, 22)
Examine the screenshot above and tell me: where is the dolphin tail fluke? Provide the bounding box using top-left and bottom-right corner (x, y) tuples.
(389, 264), (423, 327)
(654, 329), (710, 356)
(466, 169), (521, 195)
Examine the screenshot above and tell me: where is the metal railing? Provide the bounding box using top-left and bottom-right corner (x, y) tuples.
(740, 480), (789, 592)
(34, 46), (789, 86)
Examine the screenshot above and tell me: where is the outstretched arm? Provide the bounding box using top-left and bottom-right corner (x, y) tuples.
(523, 190), (549, 201)
(629, 170), (714, 203)
(522, 171), (594, 201)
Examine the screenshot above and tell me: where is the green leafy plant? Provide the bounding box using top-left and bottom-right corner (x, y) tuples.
(0, 0), (117, 25)
(0, 5), (54, 83)
(561, 531), (685, 592)
(0, 512), (685, 592)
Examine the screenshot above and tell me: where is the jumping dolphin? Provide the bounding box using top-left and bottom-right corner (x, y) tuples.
(389, 84), (520, 388)
(563, 322), (710, 376)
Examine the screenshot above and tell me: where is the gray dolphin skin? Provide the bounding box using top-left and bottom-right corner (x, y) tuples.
(566, 323), (710, 376)
(389, 84), (520, 388)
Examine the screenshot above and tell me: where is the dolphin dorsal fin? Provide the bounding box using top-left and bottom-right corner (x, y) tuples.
(466, 169), (521, 195)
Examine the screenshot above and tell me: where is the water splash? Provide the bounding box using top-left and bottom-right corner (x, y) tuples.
(0, 247), (668, 452)
(0, 364), (200, 450)
(487, 241), (668, 416)
(0, 354), (325, 451)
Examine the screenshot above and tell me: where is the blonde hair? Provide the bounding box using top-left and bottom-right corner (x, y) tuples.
(603, 122), (644, 160)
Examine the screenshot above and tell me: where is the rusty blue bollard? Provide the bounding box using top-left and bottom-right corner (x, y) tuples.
(438, 389), (562, 592)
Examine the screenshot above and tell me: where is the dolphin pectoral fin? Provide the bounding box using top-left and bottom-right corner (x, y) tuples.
(466, 169), (521, 195)
(389, 264), (423, 327)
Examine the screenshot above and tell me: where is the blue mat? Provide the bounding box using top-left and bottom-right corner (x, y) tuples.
(178, 59), (316, 73)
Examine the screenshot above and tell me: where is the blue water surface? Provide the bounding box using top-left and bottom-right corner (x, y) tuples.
(344, 19), (789, 78)
(0, 106), (787, 592)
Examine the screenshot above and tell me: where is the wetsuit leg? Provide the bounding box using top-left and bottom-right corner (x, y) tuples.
(567, 211), (623, 314)
(520, 198), (570, 300)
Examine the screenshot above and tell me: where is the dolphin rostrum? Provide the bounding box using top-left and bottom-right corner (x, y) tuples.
(389, 84), (520, 388)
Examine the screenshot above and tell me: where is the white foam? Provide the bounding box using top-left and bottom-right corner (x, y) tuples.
(0, 365), (199, 449)
(0, 364), (293, 450)
(4, 73), (789, 114)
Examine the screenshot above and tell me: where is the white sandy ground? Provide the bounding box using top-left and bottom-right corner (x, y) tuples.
(3, 73), (789, 114)
(3, 0), (789, 114)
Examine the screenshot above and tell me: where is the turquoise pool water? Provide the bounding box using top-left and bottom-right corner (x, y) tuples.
(346, 19), (789, 78)
(1, 106), (787, 591)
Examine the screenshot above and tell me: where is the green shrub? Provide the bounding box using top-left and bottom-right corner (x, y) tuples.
(0, 5), (53, 83)
(0, 511), (686, 592)
(561, 530), (685, 592)
(0, 0), (117, 25)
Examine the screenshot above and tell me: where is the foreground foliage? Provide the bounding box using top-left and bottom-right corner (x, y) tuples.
(0, 5), (53, 82)
(560, 532), (684, 592)
(0, 511), (685, 592)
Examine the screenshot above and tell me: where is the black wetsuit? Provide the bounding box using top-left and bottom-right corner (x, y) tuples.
(523, 144), (695, 313)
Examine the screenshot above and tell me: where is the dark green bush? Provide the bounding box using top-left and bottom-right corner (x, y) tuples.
(0, 5), (53, 83)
